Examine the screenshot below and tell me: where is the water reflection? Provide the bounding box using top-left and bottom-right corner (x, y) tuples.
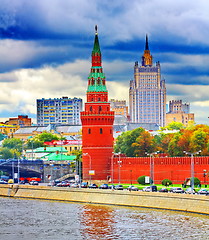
(0, 197), (209, 240)
(80, 204), (119, 240)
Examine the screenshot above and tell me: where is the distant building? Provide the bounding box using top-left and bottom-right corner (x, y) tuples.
(110, 99), (128, 117)
(37, 97), (82, 126)
(110, 99), (128, 125)
(0, 124), (18, 137)
(129, 35), (166, 127)
(166, 100), (194, 126)
(3, 115), (31, 127)
(13, 124), (82, 140)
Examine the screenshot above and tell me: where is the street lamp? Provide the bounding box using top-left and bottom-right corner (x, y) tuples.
(184, 150), (201, 191)
(82, 153), (92, 184)
(203, 169), (207, 187)
(59, 132), (64, 163)
(111, 152), (115, 184)
(146, 151), (159, 185)
(114, 152), (122, 183)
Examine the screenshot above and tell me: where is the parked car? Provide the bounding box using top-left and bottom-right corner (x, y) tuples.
(71, 183), (79, 188)
(185, 187), (196, 194)
(19, 180), (26, 184)
(81, 182), (88, 188)
(159, 188), (168, 192)
(29, 180), (39, 185)
(88, 183), (98, 189)
(115, 184), (123, 190)
(127, 185), (139, 191)
(56, 181), (70, 187)
(197, 189), (209, 195)
(99, 184), (109, 189)
(143, 185), (157, 192)
(0, 180), (8, 184)
(108, 185), (115, 190)
(170, 187), (184, 193)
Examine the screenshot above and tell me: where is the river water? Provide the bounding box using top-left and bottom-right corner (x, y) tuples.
(0, 197), (209, 240)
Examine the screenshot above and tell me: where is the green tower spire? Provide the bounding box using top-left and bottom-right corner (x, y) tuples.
(87, 25), (107, 93)
(92, 25), (101, 54)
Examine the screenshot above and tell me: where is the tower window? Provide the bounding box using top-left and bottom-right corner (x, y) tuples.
(100, 128), (103, 134)
(99, 106), (102, 112)
(88, 128), (91, 134)
(90, 106), (92, 112)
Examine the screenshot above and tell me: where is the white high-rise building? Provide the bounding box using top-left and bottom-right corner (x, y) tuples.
(129, 35), (166, 127)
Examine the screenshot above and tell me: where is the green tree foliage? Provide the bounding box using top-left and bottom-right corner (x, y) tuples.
(192, 177), (201, 186)
(0, 147), (13, 159)
(25, 132), (60, 149)
(164, 124), (209, 156)
(137, 175), (146, 185)
(2, 138), (23, 152)
(162, 179), (172, 186)
(132, 131), (156, 156)
(34, 132), (59, 143)
(0, 133), (6, 141)
(161, 121), (184, 130)
(114, 127), (156, 157)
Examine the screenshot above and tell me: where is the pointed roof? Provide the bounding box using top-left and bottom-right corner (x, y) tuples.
(145, 34), (149, 50)
(87, 26), (107, 93)
(92, 25), (101, 54)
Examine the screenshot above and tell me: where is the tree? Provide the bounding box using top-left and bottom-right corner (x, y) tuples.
(168, 132), (183, 156)
(132, 131), (156, 156)
(0, 133), (6, 141)
(155, 133), (174, 154)
(2, 138), (23, 152)
(190, 128), (207, 153)
(25, 132), (61, 149)
(137, 175), (147, 185)
(0, 147), (13, 159)
(114, 128), (145, 156)
(162, 179), (172, 186)
(114, 127), (158, 157)
(34, 131), (59, 143)
(162, 121), (184, 130)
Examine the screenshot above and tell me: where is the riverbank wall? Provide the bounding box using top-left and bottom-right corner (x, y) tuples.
(0, 184), (209, 215)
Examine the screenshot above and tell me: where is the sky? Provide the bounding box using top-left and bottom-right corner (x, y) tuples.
(0, 0), (209, 124)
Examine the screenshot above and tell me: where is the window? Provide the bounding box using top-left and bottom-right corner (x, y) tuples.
(88, 129), (91, 134)
(100, 128), (103, 134)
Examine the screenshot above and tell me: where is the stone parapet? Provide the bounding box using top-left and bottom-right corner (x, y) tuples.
(0, 184), (209, 215)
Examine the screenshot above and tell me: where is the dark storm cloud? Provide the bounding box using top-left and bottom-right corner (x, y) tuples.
(0, 0), (209, 123)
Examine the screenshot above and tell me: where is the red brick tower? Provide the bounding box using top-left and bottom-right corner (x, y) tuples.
(81, 26), (114, 182)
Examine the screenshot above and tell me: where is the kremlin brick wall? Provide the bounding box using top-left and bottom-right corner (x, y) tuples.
(113, 156), (209, 184)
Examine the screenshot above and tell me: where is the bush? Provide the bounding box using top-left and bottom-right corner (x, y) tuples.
(192, 177), (200, 186)
(162, 179), (172, 186)
(137, 175), (152, 185)
(184, 177), (201, 186)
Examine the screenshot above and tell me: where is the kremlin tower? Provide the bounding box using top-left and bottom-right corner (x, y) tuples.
(80, 26), (114, 183)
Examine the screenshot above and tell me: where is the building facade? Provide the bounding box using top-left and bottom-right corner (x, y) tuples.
(37, 97), (82, 126)
(166, 100), (194, 126)
(129, 35), (166, 127)
(109, 99), (128, 118)
(4, 115), (32, 127)
(81, 26), (114, 182)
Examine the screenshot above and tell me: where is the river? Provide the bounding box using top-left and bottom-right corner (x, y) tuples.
(0, 197), (209, 240)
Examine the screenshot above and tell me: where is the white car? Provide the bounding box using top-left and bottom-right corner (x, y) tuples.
(142, 186), (151, 192)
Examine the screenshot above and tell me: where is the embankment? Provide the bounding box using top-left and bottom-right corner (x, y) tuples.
(0, 184), (209, 215)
